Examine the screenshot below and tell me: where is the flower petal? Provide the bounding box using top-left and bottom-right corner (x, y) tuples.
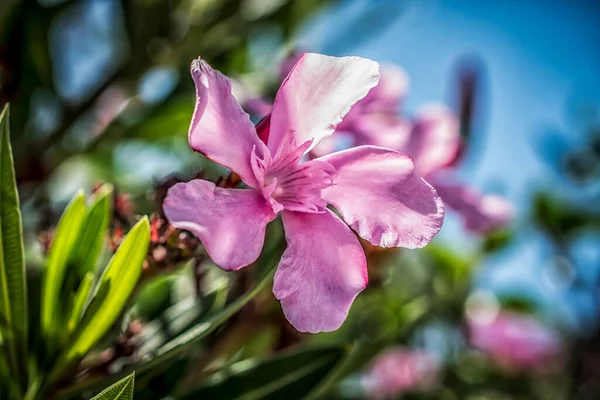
(268, 53), (379, 155)
(432, 180), (514, 234)
(319, 146), (444, 248)
(361, 65), (409, 113)
(351, 113), (412, 150)
(163, 180), (276, 270)
(189, 58), (267, 188)
(278, 49), (304, 81)
(400, 104), (461, 177)
(273, 210), (368, 333)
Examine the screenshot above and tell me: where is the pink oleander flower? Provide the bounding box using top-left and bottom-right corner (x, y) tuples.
(249, 53), (514, 234)
(163, 53), (445, 333)
(467, 311), (563, 371)
(361, 348), (439, 399)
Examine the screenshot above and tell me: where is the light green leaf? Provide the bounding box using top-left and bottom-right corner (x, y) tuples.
(0, 104), (28, 383)
(178, 346), (346, 400)
(71, 183), (113, 278)
(41, 189), (87, 342)
(66, 272), (94, 333)
(55, 260), (277, 400)
(63, 217), (150, 363)
(91, 372), (135, 400)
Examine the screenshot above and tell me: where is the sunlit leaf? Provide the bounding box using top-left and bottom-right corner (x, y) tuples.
(179, 346), (346, 400)
(91, 372), (135, 400)
(141, 261), (276, 374)
(62, 217), (150, 365)
(56, 260), (276, 399)
(0, 104), (27, 384)
(67, 272), (94, 333)
(71, 183), (113, 278)
(41, 189), (86, 344)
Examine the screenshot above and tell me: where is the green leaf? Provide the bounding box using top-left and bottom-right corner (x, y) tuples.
(179, 346), (346, 400)
(0, 104), (28, 384)
(63, 217), (150, 364)
(55, 260), (277, 400)
(139, 261), (276, 375)
(71, 183), (113, 278)
(41, 189), (87, 342)
(66, 272), (94, 333)
(91, 372), (135, 400)
(305, 340), (387, 400)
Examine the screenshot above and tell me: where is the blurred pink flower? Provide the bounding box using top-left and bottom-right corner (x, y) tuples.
(362, 348), (439, 399)
(467, 311), (563, 371)
(163, 54), (444, 333)
(250, 52), (514, 234)
(335, 66), (514, 235)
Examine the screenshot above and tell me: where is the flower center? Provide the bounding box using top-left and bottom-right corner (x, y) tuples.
(251, 141), (337, 213)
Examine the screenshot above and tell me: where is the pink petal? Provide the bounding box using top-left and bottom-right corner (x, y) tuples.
(188, 58), (267, 188)
(163, 180), (276, 271)
(278, 49), (305, 81)
(319, 146), (444, 249)
(273, 210), (368, 333)
(361, 65), (409, 113)
(400, 104), (461, 178)
(244, 97), (273, 118)
(351, 113), (412, 150)
(432, 180), (514, 234)
(310, 130), (355, 158)
(268, 53), (380, 155)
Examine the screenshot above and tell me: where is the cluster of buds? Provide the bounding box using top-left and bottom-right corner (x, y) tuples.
(144, 213), (201, 276)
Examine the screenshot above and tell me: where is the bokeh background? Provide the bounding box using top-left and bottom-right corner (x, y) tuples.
(3, 0), (600, 398)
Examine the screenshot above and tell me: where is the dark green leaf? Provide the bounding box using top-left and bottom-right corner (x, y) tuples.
(179, 346), (346, 400)
(55, 260), (276, 400)
(66, 272), (94, 334)
(71, 183), (113, 278)
(0, 104), (27, 385)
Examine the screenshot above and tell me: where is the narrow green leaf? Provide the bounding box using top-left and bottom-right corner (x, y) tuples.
(55, 260), (277, 400)
(41, 189), (87, 342)
(63, 217), (150, 363)
(140, 261), (276, 374)
(178, 346), (346, 400)
(91, 372), (135, 400)
(66, 272), (94, 333)
(71, 183), (113, 278)
(0, 104), (28, 384)
(305, 339), (387, 400)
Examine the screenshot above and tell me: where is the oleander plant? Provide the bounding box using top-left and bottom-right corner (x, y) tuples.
(0, 1), (598, 399)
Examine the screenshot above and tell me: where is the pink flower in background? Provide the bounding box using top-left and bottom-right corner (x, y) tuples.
(467, 311), (563, 371)
(361, 348), (439, 399)
(248, 52), (514, 234)
(163, 53), (444, 333)
(330, 66), (514, 235)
